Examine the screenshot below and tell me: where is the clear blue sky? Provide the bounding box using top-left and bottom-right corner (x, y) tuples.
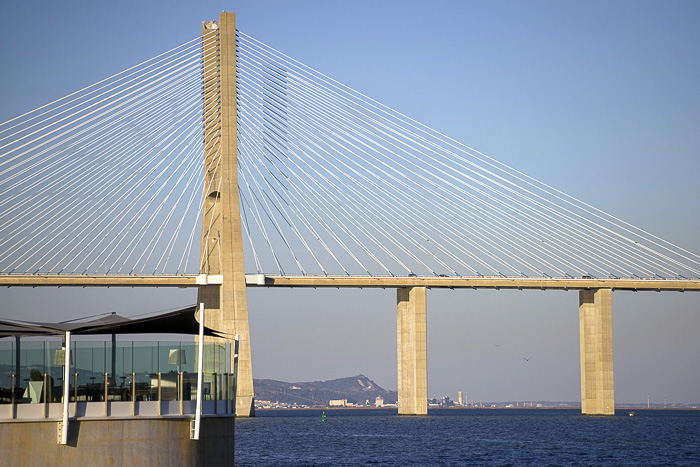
(1, 0), (699, 404)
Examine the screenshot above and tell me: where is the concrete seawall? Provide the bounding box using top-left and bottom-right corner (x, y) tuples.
(0, 416), (234, 466)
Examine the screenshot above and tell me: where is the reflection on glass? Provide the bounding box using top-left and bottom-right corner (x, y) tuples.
(0, 338), (232, 405)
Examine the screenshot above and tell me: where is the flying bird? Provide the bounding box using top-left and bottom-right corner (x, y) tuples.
(522, 357), (533, 362)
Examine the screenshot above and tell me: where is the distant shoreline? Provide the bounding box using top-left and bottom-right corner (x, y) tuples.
(256, 406), (700, 411)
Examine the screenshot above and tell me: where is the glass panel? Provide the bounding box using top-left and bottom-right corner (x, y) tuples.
(133, 341), (157, 401)
(203, 372), (215, 401)
(106, 336), (116, 381)
(20, 340), (45, 404)
(217, 344), (226, 375)
(229, 373), (236, 402)
(180, 343), (196, 374)
(0, 339), (15, 404)
(133, 372), (152, 402)
(73, 341), (106, 401)
(182, 370), (195, 401)
(45, 340), (63, 403)
(162, 341), (188, 401)
(114, 341), (133, 400)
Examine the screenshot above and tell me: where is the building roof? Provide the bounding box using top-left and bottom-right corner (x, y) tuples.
(0, 305), (224, 337)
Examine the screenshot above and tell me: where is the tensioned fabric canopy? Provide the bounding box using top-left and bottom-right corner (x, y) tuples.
(0, 305), (224, 337)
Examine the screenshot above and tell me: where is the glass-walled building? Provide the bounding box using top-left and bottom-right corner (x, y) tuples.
(0, 336), (234, 419)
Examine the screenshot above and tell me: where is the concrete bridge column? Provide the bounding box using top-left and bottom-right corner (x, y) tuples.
(397, 286), (427, 415)
(199, 12), (254, 417)
(579, 288), (614, 415)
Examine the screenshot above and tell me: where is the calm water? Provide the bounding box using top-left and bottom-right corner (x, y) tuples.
(235, 408), (700, 466)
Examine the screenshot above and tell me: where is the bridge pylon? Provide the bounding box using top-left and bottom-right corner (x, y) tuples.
(199, 12), (255, 417)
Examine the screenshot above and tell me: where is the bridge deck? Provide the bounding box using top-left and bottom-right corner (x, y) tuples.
(0, 274), (698, 291)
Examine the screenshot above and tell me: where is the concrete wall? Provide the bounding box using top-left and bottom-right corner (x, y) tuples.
(0, 416), (234, 466)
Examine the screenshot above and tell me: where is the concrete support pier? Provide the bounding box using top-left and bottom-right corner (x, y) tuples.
(579, 288), (614, 415)
(397, 287), (428, 415)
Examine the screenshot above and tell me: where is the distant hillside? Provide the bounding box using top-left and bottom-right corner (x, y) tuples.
(254, 374), (397, 407)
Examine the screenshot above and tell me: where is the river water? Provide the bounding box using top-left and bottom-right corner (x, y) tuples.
(234, 408), (700, 466)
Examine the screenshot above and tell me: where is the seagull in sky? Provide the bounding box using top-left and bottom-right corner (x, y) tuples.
(523, 357), (533, 362)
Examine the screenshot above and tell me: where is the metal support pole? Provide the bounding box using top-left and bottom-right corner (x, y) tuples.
(179, 372), (184, 415)
(43, 373), (48, 418)
(11, 374), (16, 419)
(111, 333), (117, 381)
(14, 336), (20, 389)
(233, 335), (239, 413)
(224, 373), (229, 414)
(59, 330), (71, 445)
(192, 302), (205, 440)
(104, 373), (108, 416)
(131, 372), (136, 416)
(157, 372), (162, 416)
(213, 372), (218, 414)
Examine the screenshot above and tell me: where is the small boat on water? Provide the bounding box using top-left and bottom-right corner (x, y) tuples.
(629, 411), (635, 416)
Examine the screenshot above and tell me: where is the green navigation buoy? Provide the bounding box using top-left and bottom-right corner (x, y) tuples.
(321, 411), (327, 422)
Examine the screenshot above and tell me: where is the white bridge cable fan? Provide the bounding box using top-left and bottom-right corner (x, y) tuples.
(235, 31), (700, 279)
(1, 29), (698, 280)
(0, 33), (221, 275)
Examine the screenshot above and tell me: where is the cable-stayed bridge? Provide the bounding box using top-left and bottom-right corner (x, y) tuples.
(1, 12), (698, 416)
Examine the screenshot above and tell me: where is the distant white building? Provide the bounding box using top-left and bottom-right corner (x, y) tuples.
(329, 399), (347, 407)
(375, 396), (384, 407)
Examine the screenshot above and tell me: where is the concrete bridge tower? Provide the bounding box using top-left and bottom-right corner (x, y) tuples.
(199, 12), (255, 417)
